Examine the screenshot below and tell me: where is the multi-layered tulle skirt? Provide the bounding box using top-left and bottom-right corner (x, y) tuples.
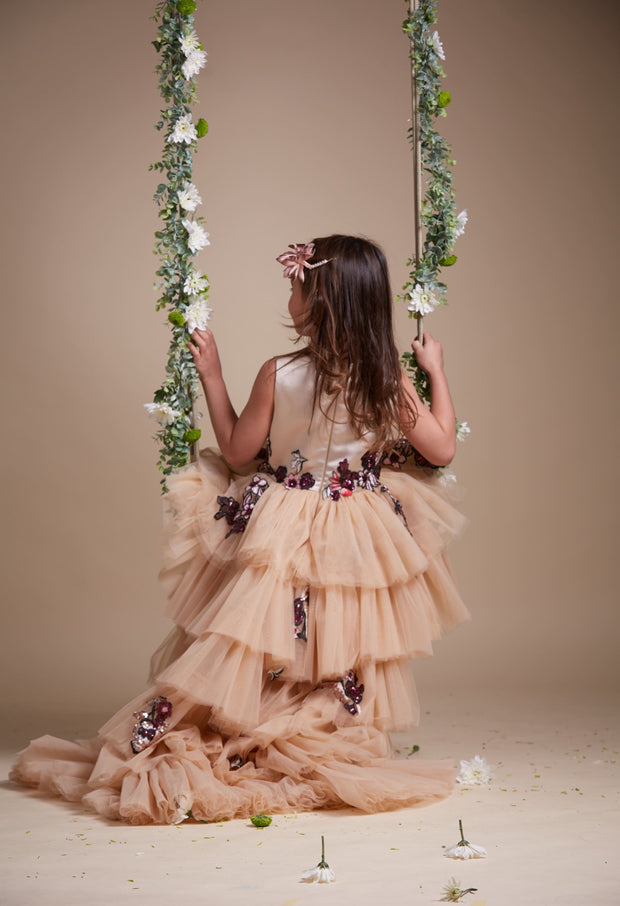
(11, 450), (469, 824)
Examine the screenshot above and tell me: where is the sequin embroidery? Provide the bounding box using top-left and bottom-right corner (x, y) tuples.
(259, 446), (316, 491)
(383, 439), (415, 470)
(384, 437), (440, 472)
(294, 587), (309, 641)
(324, 451), (382, 500)
(130, 695), (173, 754)
(215, 474), (269, 537)
(267, 666), (285, 681)
(216, 442), (415, 535)
(332, 670), (364, 716)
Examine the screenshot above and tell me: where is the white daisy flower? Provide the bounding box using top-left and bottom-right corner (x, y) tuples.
(185, 296), (213, 332)
(457, 755), (493, 785)
(407, 283), (440, 316)
(180, 29), (201, 55)
(456, 421), (470, 442)
(168, 113), (197, 144)
(454, 209), (468, 238)
(182, 219), (210, 252)
(183, 270), (209, 295)
(177, 181), (202, 212)
(440, 877), (478, 902)
(143, 402), (182, 427)
(301, 866), (336, 884)
(301, 836), (335, 884)
(431, 30), (446, 60)
(445, 820), (487, 860)
(182, 48), (207, 79)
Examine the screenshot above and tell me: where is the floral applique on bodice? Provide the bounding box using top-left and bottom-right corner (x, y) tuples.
(212, 355), (425, 537)
(214, 438), (416, 537)
(257, 442), (383, 501)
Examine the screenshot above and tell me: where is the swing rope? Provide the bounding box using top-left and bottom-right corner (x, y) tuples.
(408, 0), (424, 345)
(145, 0), (210, 489)
(400, 0), (468, 436)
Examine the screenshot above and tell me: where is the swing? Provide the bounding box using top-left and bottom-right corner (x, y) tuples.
(145, 0), (468, 484)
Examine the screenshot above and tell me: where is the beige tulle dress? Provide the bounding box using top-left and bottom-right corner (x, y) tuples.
(11, 354), (469, 824)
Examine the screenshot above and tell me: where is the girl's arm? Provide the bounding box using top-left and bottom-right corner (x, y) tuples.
(399, 332), (456, 467)
(189, 328), (276, 470)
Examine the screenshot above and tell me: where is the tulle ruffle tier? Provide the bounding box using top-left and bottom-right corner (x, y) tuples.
(154, 450), (469, 729)
(11, 450), (469, 824)
(11, 684), (456, 825)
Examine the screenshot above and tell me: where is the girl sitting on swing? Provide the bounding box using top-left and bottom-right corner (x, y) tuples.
(12, 234), (468, 824)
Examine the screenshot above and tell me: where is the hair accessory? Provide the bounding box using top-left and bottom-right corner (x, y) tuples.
(276, 242), (333, 281)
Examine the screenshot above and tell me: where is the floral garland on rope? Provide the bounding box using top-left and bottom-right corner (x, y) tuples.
(143, 1), (467, 485)
(144, 0), (210, 488)
(400, 0), (469, 449)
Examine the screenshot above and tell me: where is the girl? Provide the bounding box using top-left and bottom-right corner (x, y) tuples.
(12, 235), (469, 823)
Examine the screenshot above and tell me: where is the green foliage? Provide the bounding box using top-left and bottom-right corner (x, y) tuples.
(400, 0), (465, 410)
(148, 0), (208, 489)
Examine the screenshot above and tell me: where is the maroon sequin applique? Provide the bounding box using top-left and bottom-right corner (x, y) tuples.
(272, 449), (316, 491)
(324, 452), (382, 500)
(379, 484), (411, 533)
(131, 695), (173, 754)
(294, 587), (309, 641)
(384, 437), (440, 471)
(327, 458), (357, 500)
(382, 439), (414, 470)
(215, 474), (269, 537)
(221, 443), (411, 533)
(333, 670), (364, 716)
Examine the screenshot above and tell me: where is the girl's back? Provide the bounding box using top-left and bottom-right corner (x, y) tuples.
(268, 353), (376, 489)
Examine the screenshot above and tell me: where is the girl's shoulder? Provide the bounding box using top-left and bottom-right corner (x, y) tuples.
(271, 352), (315, 402)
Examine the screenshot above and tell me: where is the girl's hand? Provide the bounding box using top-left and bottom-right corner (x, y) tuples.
(411, 331), (445, 375)
(400, 331), (455, 465)
(189, 328), (222, 383)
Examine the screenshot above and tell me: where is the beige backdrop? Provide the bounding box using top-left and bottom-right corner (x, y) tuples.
(1, 0), (618, 726)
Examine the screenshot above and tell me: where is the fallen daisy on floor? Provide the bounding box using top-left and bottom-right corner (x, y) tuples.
(440, 876), (479, 902)
(445, 819), (487, 859)
(301, 835), (335, 883)
(456, 754), (493, 785)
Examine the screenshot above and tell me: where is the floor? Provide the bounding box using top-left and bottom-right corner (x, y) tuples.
(1, 688), (617, 906)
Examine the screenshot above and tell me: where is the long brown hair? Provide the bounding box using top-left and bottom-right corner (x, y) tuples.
(297, 234), (415, 449)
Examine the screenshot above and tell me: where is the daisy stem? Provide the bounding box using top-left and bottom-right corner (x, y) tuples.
(458, 818), (468, 845)
(317, 834), (329, 868)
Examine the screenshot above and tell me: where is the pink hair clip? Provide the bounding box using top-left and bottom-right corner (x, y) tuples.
(276, 242), (333, 281)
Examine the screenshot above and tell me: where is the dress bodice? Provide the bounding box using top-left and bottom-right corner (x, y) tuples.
(268, 354), (375, 494)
